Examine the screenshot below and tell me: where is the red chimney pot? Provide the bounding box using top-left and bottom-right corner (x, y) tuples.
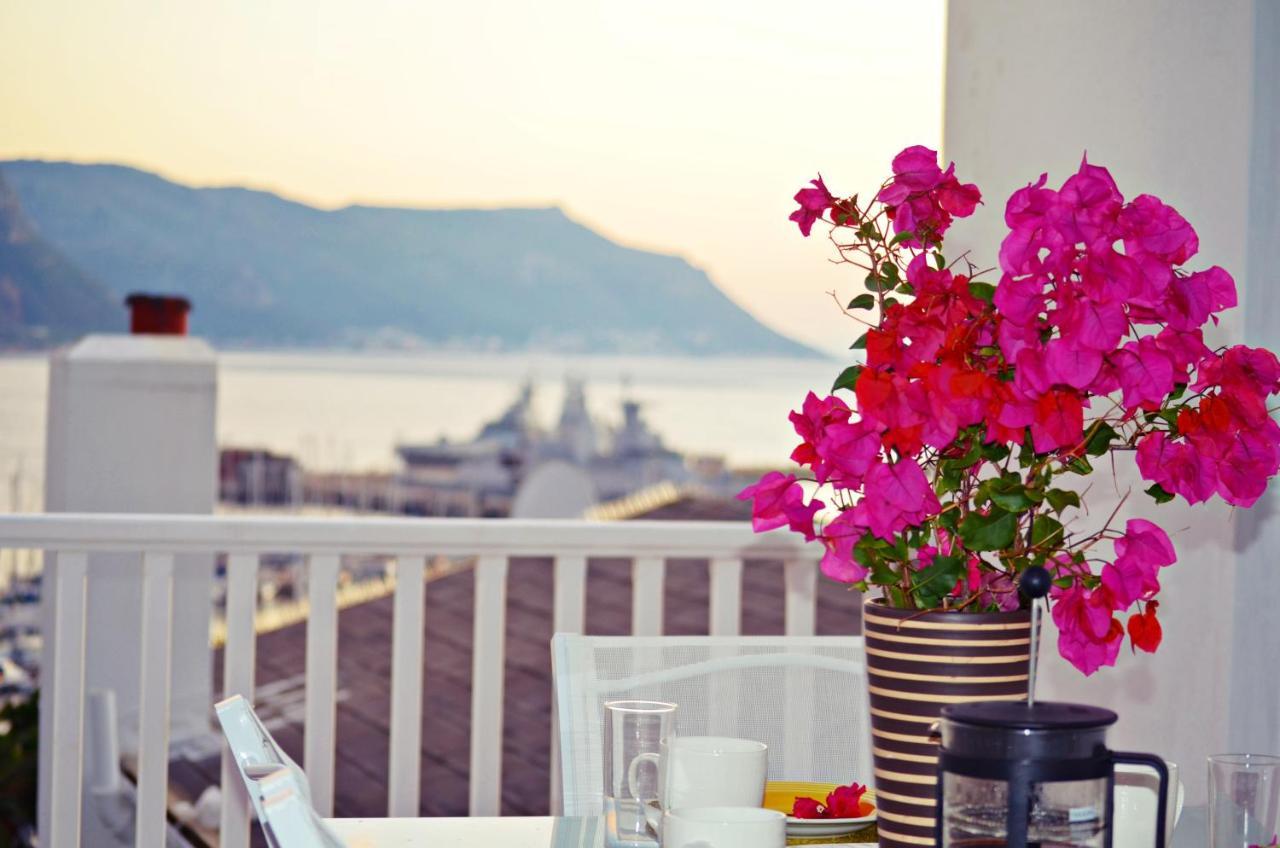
(125, 293), (191, 335)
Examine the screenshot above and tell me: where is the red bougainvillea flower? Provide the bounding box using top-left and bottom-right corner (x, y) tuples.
(789, 175), (835, 237)
(791, 782), (870, 819)
(735, 472), (824, 540)
(1127, 601), (1162, 653)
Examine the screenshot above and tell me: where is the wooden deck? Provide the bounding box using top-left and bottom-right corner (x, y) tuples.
(176, 515), (864, 823)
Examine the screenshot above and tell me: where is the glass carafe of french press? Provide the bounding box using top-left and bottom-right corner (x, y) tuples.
(934, 700), (1169, 847)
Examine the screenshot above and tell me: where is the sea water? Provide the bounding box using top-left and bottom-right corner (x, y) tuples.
(0, 349), (837, 511)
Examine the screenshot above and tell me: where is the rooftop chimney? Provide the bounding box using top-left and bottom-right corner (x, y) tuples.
(125, 292), (191, 335)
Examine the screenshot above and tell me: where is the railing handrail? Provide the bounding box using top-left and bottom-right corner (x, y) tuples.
(0, 513), (805, 558)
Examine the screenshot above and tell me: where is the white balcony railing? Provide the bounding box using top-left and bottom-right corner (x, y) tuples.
(0, 513), (818, 848)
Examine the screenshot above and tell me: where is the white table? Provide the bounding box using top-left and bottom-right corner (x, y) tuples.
(329, 810), (1207, 847)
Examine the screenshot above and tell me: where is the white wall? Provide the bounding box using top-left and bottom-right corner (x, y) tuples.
(943, 0), (1277, 803)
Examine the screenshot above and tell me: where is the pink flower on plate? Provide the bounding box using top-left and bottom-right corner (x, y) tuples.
(789, 175), (835, 237)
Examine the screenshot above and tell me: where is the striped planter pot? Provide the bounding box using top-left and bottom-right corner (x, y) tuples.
(863, 598), (1033, 848)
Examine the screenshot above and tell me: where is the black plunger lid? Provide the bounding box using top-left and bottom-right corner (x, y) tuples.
(943, 701), (1117, 730)
(938, 701), (1117, 763)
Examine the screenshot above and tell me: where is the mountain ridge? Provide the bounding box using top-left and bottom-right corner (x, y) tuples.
(1, 160), (817, 357)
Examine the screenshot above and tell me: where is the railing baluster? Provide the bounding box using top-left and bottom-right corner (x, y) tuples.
(552, 553), (587, 634)
(550, 553), (587, 814)
(469, 554), (508, 816)
(631, 556), (665, 636)
(42, 551), (88, 848)
(136, 552), (175, 848)
(304, 553), (340, 817)
(219, 553), (259, 848)
(708, 556), (742, 636)
(784, 557), (819, 636)
(388, 555), (426, 817)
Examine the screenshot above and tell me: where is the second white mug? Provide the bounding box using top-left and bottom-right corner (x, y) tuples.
(627, 735), (768, 810)
(1114, 759), (1185, 847)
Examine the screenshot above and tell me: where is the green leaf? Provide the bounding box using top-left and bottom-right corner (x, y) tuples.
(1045, 489), (1081, 514)
(889, 230), (915, 246)
(882, 297), (900, 309)
(1031, 515), (1065, 548)
(881, 263), (901, 284)
(983, 481), (1039, 514)
(1085, 423), (1119, 457)
(850, 333), (868, 351)
(832, 365), (863, 393)
(847, 293), (877, 311)
(1145, 483), (1175, 504)
(1065, 455), (1093, 475)
(896, 283), (916, 296)
(911, 554), (968, 609)
(934, 253), (946, 270)
(958, 509), (1019, 551)
(968, 281), (996, 303)
(981, 442), (1011, 462)
(1168, 383), (1187, 401)
(864, 273), (893, 293)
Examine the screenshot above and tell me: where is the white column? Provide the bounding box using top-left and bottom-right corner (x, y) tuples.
(42, 334), (217, 829)
(943, 0), (1275, 803)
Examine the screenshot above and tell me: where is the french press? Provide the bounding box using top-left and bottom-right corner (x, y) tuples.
(932, 567), (1170, 847)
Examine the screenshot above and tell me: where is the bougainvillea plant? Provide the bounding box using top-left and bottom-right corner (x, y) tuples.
(741, 146), (1280, 675)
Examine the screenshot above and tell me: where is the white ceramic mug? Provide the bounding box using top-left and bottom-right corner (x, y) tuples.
(626, 736), (768, 811)
(661, 806), (786, 848)
(1114, 759), (1185, 847)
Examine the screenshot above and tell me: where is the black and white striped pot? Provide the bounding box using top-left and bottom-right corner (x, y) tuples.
(863, 598), (1033, 848)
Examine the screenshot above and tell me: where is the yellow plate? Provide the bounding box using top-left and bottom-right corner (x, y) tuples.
(763, 780), (877, 820)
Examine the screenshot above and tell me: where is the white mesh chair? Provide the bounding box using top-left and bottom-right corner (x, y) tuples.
(215, 695), (346, 848)
(551, 635), (871, 816)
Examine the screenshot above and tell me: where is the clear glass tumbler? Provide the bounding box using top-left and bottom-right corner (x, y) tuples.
(1209, 753), (1280, 848)
(603, 700), (676, 847)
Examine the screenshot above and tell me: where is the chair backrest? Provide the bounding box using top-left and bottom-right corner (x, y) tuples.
(551, 635), (872, 817)
(256, 767), (347, 848)
(215, 695), (346, 848)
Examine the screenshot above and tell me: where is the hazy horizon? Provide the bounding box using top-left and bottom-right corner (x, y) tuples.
(0, 0), (945, 355)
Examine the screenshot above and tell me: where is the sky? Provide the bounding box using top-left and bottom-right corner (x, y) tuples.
(0, 0), (945, 355)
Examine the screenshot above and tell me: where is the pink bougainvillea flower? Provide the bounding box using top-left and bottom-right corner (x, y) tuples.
(1052, 582), (1125, 675)
(1111, 336), (1176, 410)
(1045, 338), (1103, 390)
(1102, 521), (1175, 608)
(789, 175), (835, 237)
(876, 146), (979, 245)
(818, 511), (868, 584)
(1135, 431), (1218, 505)
(737, 471), (798, 532)
(789, 392), (853, 476)
(1119, 194), (1199, 265)
(791, 782), (870, 819)
(816, 419), (883, 488)
(858, 457), (942, 540)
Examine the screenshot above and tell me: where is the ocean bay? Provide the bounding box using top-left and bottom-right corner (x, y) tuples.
(0, 349), (836, 511)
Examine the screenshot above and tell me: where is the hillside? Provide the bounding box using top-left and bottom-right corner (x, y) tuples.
(0, 172), (118, 347)
(1, 161), (815, 356)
